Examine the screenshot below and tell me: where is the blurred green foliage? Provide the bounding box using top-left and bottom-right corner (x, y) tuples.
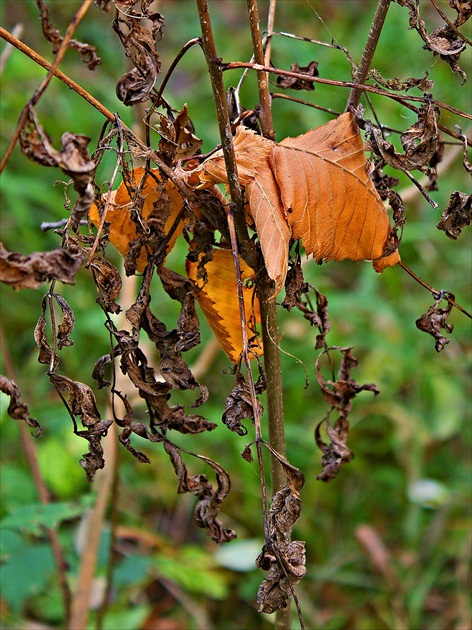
(1, 1), (471, 629)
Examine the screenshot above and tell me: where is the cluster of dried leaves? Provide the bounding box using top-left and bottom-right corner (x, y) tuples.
(1, 0), (470, 621)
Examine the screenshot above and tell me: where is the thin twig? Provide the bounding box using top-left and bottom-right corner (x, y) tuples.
(222, 61), (472, 126)
(429, 0), (472, 46)
(247, 0), (275, 139)
(0, 23), (24, 73)
(346, 0), (391, 110)
(399, 262), (472, 319)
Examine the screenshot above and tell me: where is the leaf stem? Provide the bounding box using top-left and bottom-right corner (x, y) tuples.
(346, 0), (391, 110)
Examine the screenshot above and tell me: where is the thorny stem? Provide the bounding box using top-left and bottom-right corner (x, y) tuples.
(399, 262), (472, 319)
(0, 0), (95, 172)
(0, 324), (72, 621)
(346, 0), (391, 110)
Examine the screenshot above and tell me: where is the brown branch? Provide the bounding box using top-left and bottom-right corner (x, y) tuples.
(0, 0), (95, 172)
(429, 0), (472, 46)
(222, 60), (472, 125)
(346, 0), (391, 110)
(0, 323), (72, 621)
(247, 0), (275, 139)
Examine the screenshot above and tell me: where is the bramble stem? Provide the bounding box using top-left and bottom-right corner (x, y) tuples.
(346, 0), (391, 110)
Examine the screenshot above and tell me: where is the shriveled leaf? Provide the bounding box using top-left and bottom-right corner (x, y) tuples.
(0, 376), (41, 436)
(315, 347), (379, 481)
(113, 3), (164, 105)
(416, 292), (455, 352)
(20, 106), (95, 225)
(222, 370), (264, 435)
(36, 0), (101, 69)
(48, 374), (112, 480)
(366, 102), (440, 172)
(90, 167), (185, 272)
(0, 244), (84, 290)
(90, 257), (122, 314)
(369, 69), (434, 92)
(256, 444), (306, 614)
(436, 192), (471, 239)
(164, 441), (236, 543)
(186, 249), (262, 363)
(276, 60), (319, 91)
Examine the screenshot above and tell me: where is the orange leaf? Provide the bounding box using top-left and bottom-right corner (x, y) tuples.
(186, 249), (262, 363)
(184, 113), (400, 294)
(90, 167), (185, 272)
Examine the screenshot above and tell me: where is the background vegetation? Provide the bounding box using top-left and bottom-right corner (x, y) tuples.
(0, 1), (470, 628)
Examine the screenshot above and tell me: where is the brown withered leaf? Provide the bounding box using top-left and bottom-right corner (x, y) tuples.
(36, 0), (101, 69)
(0, 243), (84, 290)
(0, 376), (42, 436)
(366, 102), (440, 172)
(113, 3), (164, 105)
(222, 370), (264, 435)
(436, 192), (471, 239)
(164, 441), (236, 543)
(282, 256), (330, 349)
(186, 249), (262, 363)
(256, 444), (306, 614)
(20, 106), (95, 225)
(369, 69), (434, 92)
(49, 374), (112, 480)
(276, 60), (319, 91)
(90, 167), (185, 273)
(315, 347), (379, 481)
(33, 293), (76, 369)
(90, 257), (122, 314)
(185, 112), (400, 294)
(416, 292), (455, 352)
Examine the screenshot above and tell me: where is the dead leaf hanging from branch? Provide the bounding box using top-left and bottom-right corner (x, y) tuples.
(416, 292), (455, 352)
(436, 191), (471, 240)
(0, 376), (42, 436)
(184, 112), (400, 294)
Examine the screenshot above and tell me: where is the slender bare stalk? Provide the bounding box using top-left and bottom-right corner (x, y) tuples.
(346, 0), (391, 110)
(247, 0), (275, 140)
(0, 324), (72, 620)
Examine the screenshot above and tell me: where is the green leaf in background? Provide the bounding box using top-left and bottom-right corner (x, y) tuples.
(0, 495), (94, 536)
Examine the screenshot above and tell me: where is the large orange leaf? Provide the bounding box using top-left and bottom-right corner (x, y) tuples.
(90, 167), (185, 272)
(185, 113), (400, 294)
(186, 249), (262, 363)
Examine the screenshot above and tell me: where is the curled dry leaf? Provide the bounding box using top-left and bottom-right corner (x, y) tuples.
(366, 102), (440, 172)
(416, 292), (455, 352)
(36, 0), (101, 69)
(315, 347), (379, 481)
(436, 192), (471, 240)
(276, 60), (319, 91)
(0, 376), (42, 436)
(369, 69), (434, 92)
(113, 2), (164, 105)
(184, 112), (400, 294)
(90, 167), (185, 272)
(164, 441), (236, 543)
(49, 374), (112, 480)
(222, 370), (264, 435)
(256, 444), (306, 614)
(0, 243), (84, 290)
(20, 106), (95, 225)
(186, 248), (262, 363)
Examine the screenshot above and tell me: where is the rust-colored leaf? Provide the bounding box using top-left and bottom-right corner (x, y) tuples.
(186, 249), (262, 363)
(90, 167), (185, 272)
(184, 112), (400, 294)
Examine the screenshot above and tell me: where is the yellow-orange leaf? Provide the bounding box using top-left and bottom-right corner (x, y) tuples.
(186, 249), (262, 363)
(90, 167), (185, 272)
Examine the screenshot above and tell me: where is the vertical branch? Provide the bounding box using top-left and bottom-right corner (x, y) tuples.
(346, 0), (390, 110)
(0, 324), (72, 621)
(246, 0), (275, 140)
